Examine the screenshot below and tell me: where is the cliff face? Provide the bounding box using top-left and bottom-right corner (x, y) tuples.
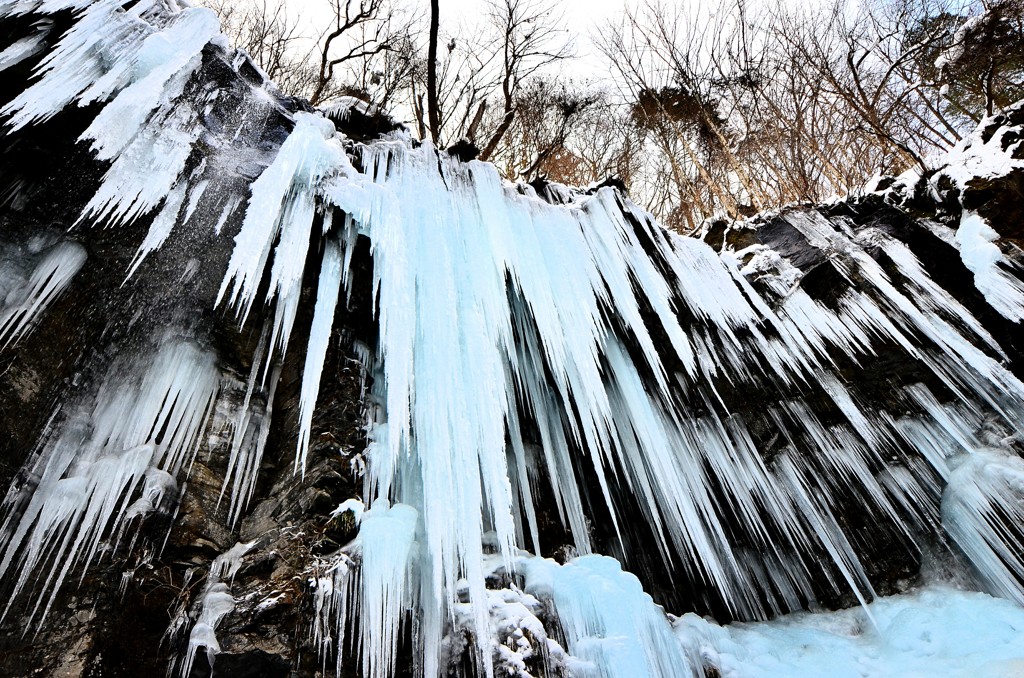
(1, 2), (1024, 678)
(0, 4), (367, 675)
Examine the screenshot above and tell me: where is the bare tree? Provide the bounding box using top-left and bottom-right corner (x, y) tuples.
(420, 28), (502, 145)
(340, 26), (418, 112)
(568, 99), (645, 189)
(788, 1), (951, 171)
(200, 0), (320, 96)
(593, 0), (998, 230)
(486, 77), (599, 181)
(414, 0), (571, 151)
(932, 0), (1024, 117)
(199, 0), (414, 106)
(476, 0), (573, 159)
(308, 0), (415, 106)
(599, 0), (749, 228)
(204, 0), (1023, 230)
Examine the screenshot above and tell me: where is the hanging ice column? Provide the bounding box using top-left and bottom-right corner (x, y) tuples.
(3, 1), (223, 230)
(310, 499), (420, 678)
(181, 541), (255, 677)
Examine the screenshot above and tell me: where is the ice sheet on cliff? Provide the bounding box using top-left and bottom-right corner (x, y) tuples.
(0, 1), (1023, 677)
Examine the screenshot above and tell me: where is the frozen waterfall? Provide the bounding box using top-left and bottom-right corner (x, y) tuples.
(1, 1), (1024, 677)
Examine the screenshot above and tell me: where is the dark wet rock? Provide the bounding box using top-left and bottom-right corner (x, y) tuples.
(446, 138), (480, 162)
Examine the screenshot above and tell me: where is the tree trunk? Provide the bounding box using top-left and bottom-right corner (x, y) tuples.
(427, 0), (441, 144)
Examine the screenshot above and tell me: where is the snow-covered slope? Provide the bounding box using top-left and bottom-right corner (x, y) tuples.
(1, 2), (1024, 677)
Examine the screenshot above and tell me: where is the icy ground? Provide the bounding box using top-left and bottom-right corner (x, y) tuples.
(457, 551), (1024, 678)
(681, 585), (1024, 678)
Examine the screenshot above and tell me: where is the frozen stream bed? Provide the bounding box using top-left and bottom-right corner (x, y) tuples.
(681, 586), (1024, 678)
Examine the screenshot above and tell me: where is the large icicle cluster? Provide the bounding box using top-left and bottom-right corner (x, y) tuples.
(305, 141), (1024, 674)
(1, 1), (1024, 677)
(0, 339), (218, 628)
(0, 236), (85, 347)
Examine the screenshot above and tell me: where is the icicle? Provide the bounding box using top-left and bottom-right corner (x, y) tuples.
(312, 551), (359, 675)
(9, 3), (1024, 670)
(219, 350), (281, 528)
(954, 211), (1024, 322)
(296, 236), (344, 474)
(218, 324), (269, 520)
(2, 2), (223, 229)
(357, 500), (418, 678)
(311, 500), (417, 678)
(0, 240), (86, 347)
(942, 434), (1024, 605)
(80, 102), (204, 228)
(181, 541), (255, 677)
(310, 142), (1024, 669)
(1, 0), (149, 130)
(124, 180), (188, 279)
(522, 554), (698, 678)
(119, 466), (177, 547)
(0, 21), (49, 72)
(79, 7), (221, 164)
(216, 112), (349, 328)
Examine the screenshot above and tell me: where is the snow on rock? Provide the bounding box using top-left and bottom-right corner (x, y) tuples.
(954, 211), (1024, 321)
(934, 118), (1023, 191)
(873, 104), (1024, 322)
(920, 105), (1024, 321)
(331, 497), (365, 522)
(321, 95), (378, 122)
(448, 558), (571, 678)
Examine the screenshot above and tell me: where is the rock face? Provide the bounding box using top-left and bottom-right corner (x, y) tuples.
(1, 3), (1024, 678)
(0, 4), (371, 675)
